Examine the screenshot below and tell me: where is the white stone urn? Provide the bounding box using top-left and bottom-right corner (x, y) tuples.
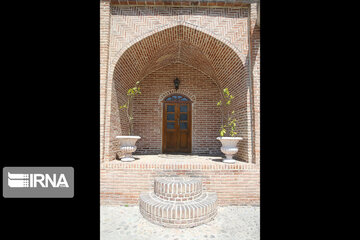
(216, 137), (243, 163)
(116, 136), (141, 162)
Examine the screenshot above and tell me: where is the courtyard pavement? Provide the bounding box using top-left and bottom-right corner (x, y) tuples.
(101, 205), (260, 240)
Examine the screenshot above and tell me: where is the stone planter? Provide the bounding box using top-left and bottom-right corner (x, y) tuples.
(116, 136), (141, 162)
(216, 137), (243, 163)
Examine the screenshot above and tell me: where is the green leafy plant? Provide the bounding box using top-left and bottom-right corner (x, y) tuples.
(119, 81), (141, 135)
(217, 88), (238, 137)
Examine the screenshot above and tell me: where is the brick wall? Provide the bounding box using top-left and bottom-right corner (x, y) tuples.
(100, 0), (111, 162)
(101, 162), (260, 206)
(250, 3), (260, 164)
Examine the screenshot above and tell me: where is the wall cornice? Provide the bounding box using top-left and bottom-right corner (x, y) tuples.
(109, 0), (259, 7)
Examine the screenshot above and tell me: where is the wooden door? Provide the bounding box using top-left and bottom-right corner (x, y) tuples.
(162, 95), (192, 153)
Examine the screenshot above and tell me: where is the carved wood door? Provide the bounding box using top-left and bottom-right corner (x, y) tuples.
(162, 95), (192, 153)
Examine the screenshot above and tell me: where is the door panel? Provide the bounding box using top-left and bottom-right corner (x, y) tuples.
(178, 103), (190, 152)
(163, 102), (191, 153)
(164, 103), (177, 152)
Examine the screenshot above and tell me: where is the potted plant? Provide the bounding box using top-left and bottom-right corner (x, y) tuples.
(216, 88), (243, 163)
(116, 81), (142, 162)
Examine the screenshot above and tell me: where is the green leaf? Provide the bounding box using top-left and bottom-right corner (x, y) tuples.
(127, 89), (134, 96)
(119, 103), (128, 109)
(220, 128), (226, 137)
(230, 131), (238, 137)
(217, 100), (222, 106)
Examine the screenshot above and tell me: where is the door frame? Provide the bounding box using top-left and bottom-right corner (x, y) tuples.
(161, 94), (192, 153)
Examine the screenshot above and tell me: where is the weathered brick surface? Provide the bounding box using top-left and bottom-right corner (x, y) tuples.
(139, 177), (217, 228)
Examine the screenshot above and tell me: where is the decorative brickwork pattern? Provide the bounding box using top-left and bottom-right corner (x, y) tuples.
(158, 89), (196, 104)
(154, 177), (202, 201)
(101, 5), (256, 162)
(109, 6), (249, 62)
(139, 177), (217, 228)
(108, 25), (252, 161)
(110, 0), (259, 7)
(100, 1), (260, 165)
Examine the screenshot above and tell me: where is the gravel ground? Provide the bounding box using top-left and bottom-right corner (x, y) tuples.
(101, 206), (260, 240)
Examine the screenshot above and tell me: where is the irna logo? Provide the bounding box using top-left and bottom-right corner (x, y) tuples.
(3, 167), (74, 198)
(8, 172), (69, 188)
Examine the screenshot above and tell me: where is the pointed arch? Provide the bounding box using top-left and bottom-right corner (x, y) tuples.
(103, 22), (252, 162)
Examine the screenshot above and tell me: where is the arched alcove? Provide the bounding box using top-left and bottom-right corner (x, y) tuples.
(108, 24), (252, 161)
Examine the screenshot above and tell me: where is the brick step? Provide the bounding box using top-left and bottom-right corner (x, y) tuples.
(154, 176), (202, 201)
(139, 191), (217, 228)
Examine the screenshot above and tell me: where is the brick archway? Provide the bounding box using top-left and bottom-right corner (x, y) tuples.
(103, 23), (253, 162)
(158, 89), (196, 104)
(108, 21), (247, 80)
